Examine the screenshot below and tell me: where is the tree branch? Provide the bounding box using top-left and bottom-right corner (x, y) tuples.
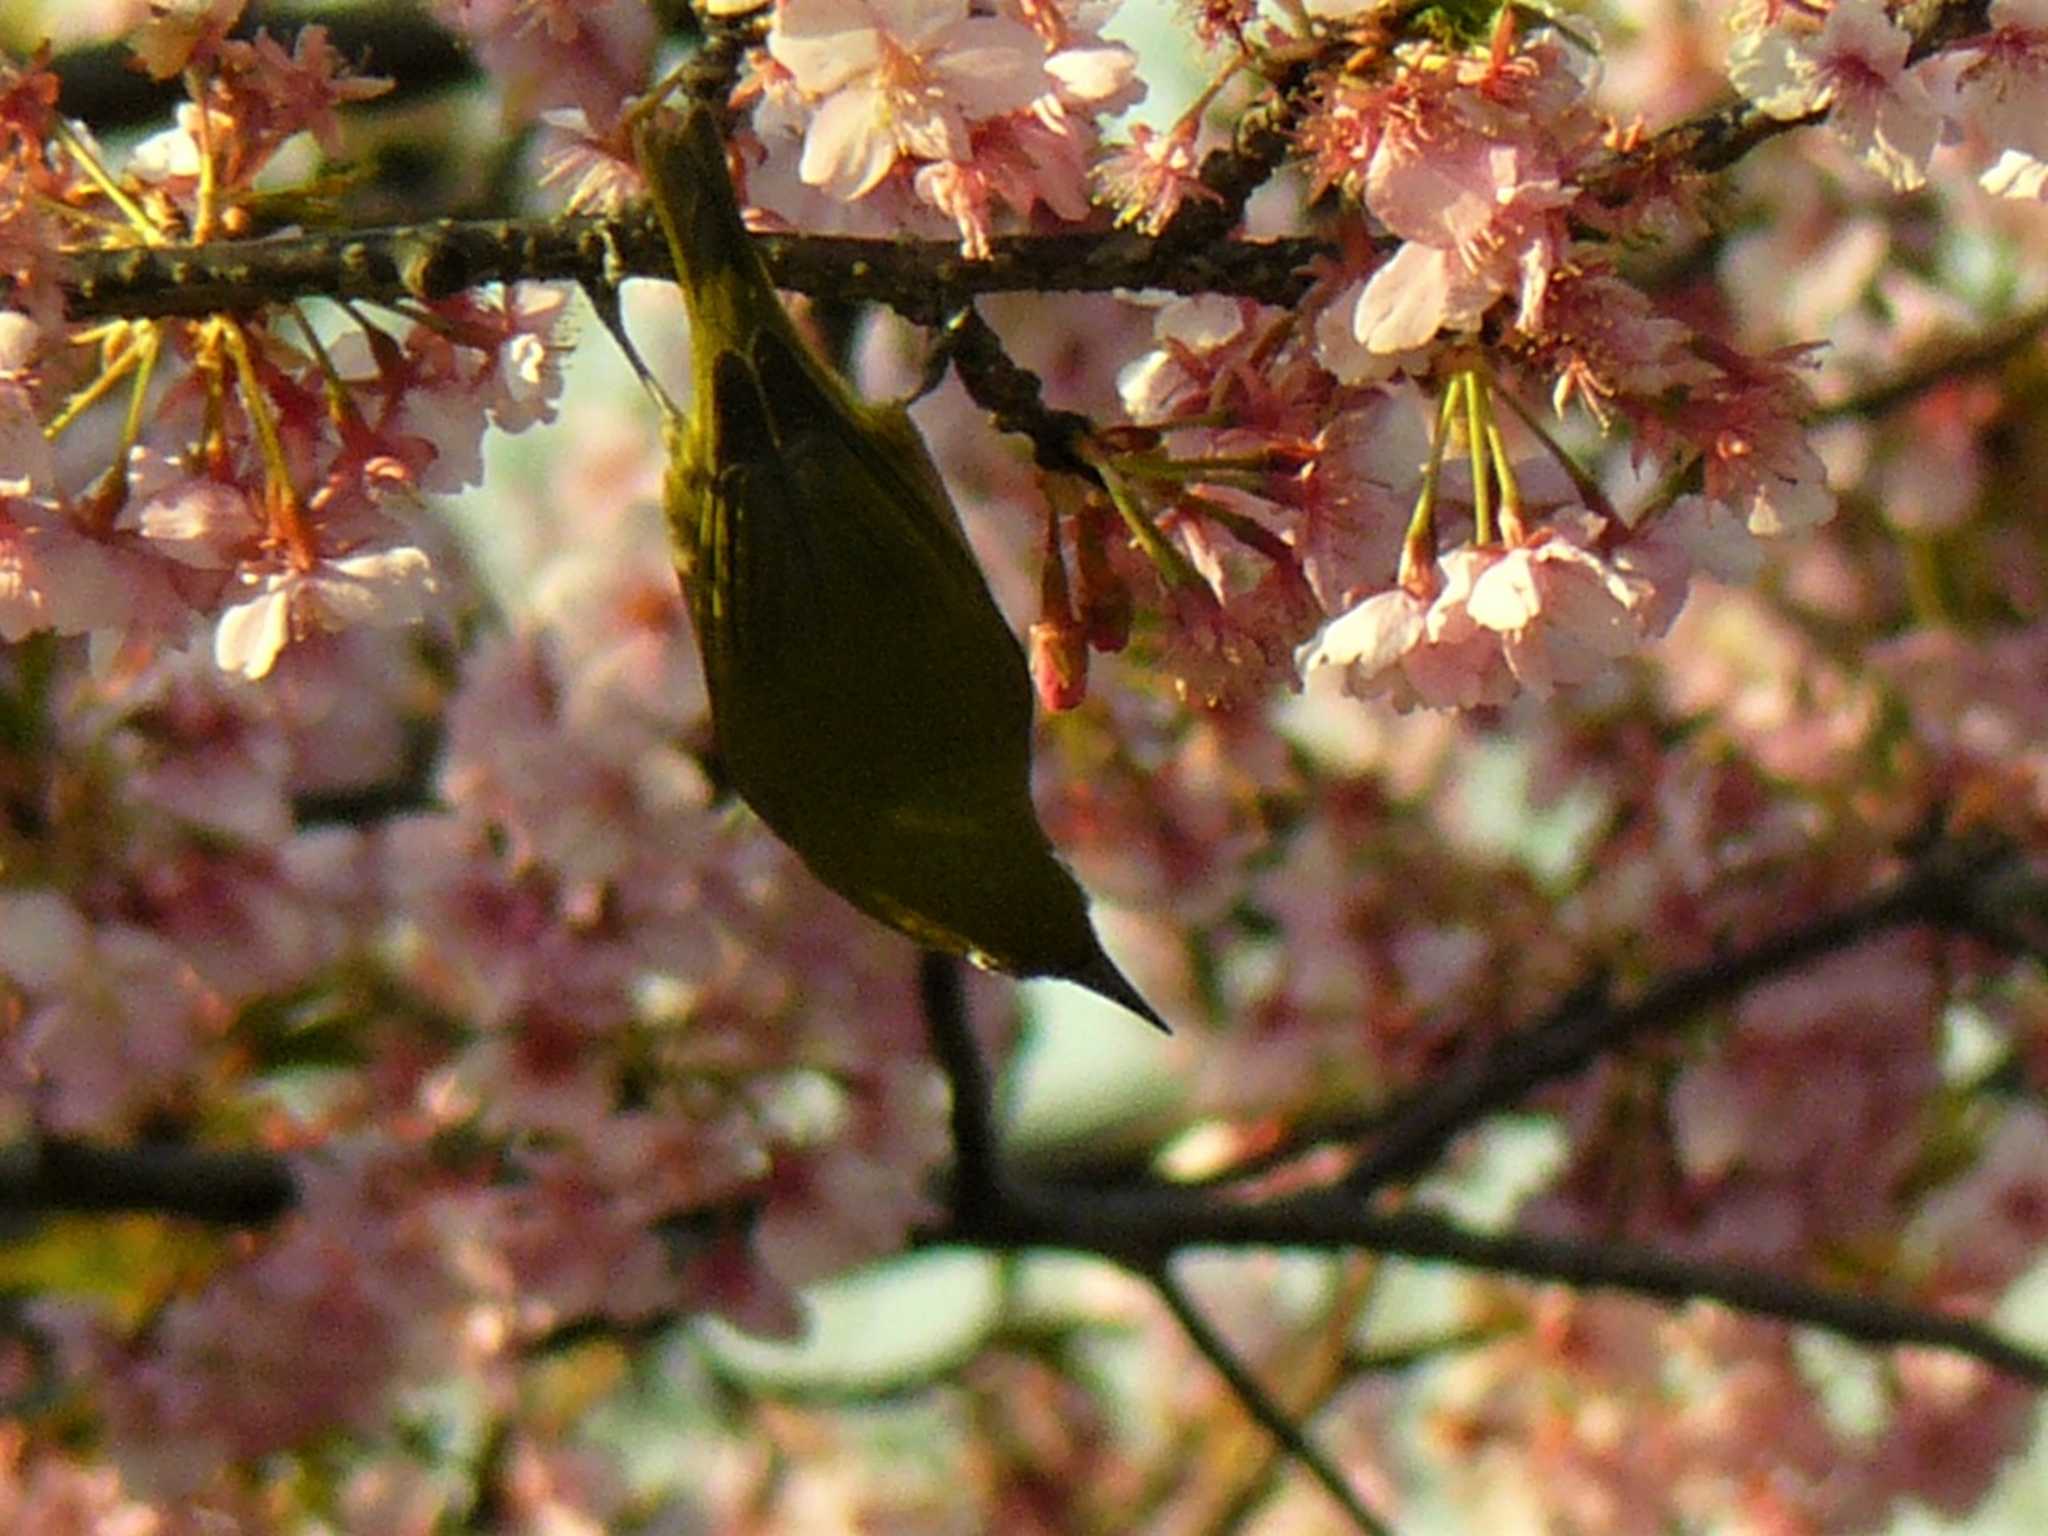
(1339, 838), (2016, 1198)
(1814, 296), (2048, 423)
(13, 1125), (2046, 1390)
(1585, 0), (1990, 199)
(57, 214), (1327, 322)
(1149, 1262), (1394, 1536)
(0, 1136), (296, 1225)
(950, 1183), (2048, 1387)
(935, 304), (1102, 478)
(46, 0), (2007, 333)
(920, 951), (1000, 1211)
(8, 847), (2039, 1397)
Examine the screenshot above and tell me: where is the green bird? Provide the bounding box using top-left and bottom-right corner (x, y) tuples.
(627, 104), (1166, 1031)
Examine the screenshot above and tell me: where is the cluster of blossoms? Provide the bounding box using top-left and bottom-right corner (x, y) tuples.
(0, 8), (566, 683)
(1731, 0), (2048, 200)
(745, 0), (1143, 256)
(0, 394), (959, 1516)
(1108, 292), (1776, 708)
(1030, 612), (2048, 1531)
(1052, 12), (1841, 711)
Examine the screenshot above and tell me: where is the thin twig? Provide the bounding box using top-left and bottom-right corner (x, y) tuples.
(937, 304), (1100, 479)
(1195, 1257), (1383, 1536)
(964, 1183), (2048, 1387)
(920, 951), (1002, 1210)
(1340, 841), (2009, 1198)
(1149, 1262), (1396, 1536)
(1814, 297), (2048, 423)
(1343, 1207), (2048, 1383)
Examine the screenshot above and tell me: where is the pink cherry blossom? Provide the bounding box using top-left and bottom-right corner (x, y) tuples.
(1947, 0), (2048, 193)
(1302, 547), (1521, 711)
(769, 0), (1054, 199)
(0, 495), (181, 644)
(0, 312), (54, 494)
(1466, 522), (1648, 695)
(212, 543), (438, 681)
(1910, 1107), (2048, 1305)
(0, 891), (219, 1133)
(1729, 0), (1939, 190)
(128, 0), (244, 80)
(430, 0), (655, 127)
(11, 2), (2048, 1528)
(1094, 120), (1221, 235)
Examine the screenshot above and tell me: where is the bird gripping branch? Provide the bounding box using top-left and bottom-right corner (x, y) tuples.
(627, 104), (1167, 1031)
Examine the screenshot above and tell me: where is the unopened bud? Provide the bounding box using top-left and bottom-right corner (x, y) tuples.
(1029, 614), (1089, 711)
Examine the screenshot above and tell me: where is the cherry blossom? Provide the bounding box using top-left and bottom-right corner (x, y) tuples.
(0, 891), (219, 1133)
(769, 0), (1055, 199)
(1729, 0), (1939, 190)
(756, 0), (1137, 249)
(430, 0), (655, 128)
(1465, 521), (1652, 695)
(1093, 119), (1220, 235)
(212, 543), (438, 681)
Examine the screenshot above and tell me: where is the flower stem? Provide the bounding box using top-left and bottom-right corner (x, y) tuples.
(1088, 448), (1206, 591)
(54, 120), (158, 244)
(220, 319), (314, 568)
(1398, 382), (1463, 589)
(1464, 371), (1493, 545)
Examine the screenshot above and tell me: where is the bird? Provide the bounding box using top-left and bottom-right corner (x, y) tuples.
(616, 102), (1167, 1032)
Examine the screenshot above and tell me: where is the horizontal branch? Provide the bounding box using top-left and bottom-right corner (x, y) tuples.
(949, 1181), (2048, 1387)
(1816, 296), (2048, 422)
(59, 213), (1327, 323)
(10, 1127), (2041, 1387)
(44, 0), (1998, 332)
(0, 1136), (296, 1225)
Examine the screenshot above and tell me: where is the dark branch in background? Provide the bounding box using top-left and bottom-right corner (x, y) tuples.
(1902, 0), (1995, 58)
(1141, 1259), (1381, 1532)
(1341, 838), (2016, 1198)
(919, 957), (1394, 1534)
(1150, 1263), (1393, 1536)
(291, 714), (443, 826)
(956, 1187), (2048, 1387)
(1815, 296), (2048, 422)
(0, 1137), (295, 1225)
(42, 2), (476, 132)
(919, 953), (1000, 1211)
(3, 837), (2043, 1395)
(15, 1124), (2046, 1387)
(1077, 838), (2034, 1197)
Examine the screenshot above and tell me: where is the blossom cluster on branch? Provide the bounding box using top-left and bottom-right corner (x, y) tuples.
(2, 0), (2048, 1530)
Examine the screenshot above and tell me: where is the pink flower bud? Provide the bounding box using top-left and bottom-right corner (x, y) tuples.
(1029, 615), (1089, 711)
